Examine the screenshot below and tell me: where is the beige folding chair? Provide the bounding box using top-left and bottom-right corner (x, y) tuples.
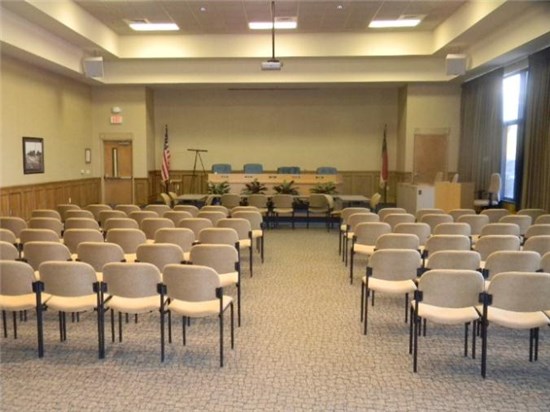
(197, 210), (227, 227)
(378, 207), (406, 222)
(423, 235), (471, 267)
(23, 241), (72, 277)
(178, 218), (213, 239)
(31, 209), (62, 220)
(479, 223), (520, 238)
(217, 218), (254, 277)
(474, 235), (521, 268)
(517, 208), (547, 223)
(535, 214), (550, 224)
(103, 218), (140, 236)
(98, 210), (127, 228)
(412, 269), (484, 373)
(362, 249), (422, 334)
(19, 229), (60, 252)
(433, 222), (471, 237)
(85, 204), (112, 221)
(105, 228), (147, 262)
(338, 208), (371, 256)
(424, 250), (481, 271)
(135, 243), (184, 272)
(374, 233), (420, 251)
(448, 208), (476, 222)
(76, 241), (126, 281)
(129, 210), (159, 227)
(541, 252), (550, 272)
(246, 194), (269, 216)
(198, 227), (239, 247)
(307, 194), (333, 231)
(483, 251), (541, 287)
(343, 213), (380, 263)
(383, 213), (415, 231)
(499, 214), (532, 237)
(480, 272), (550, 378)
(481, 208), (510, 223)
(64, 217), (101, 231)
(473, 172), (501, 210)
(57, 204), (81, 222)
(163, 211), (193, 226)
(522, 235), (550, 257)
(220, 193), (242, 211)
(144, 204), (171, 216)
(160, 264), (234, 366)
(415, 208), (446, 222)
(65, 209), (95, 220)
(154, 228), (195, 262)
(0, 229), (17, 246)
(349, 222), (392, 284)
(271, 194), (295, 229)
(141, 217), (175, 240)
(63, 228), (104, 255)
(189, 244), (241, 326)
(174, 204), (200, 217)
(419, 213), (453, 232)
(114, 204), (141, 215)
(524, 224), (550, 240)
(394, 223), (431, 254)
(0, 261), (38, 343)
(102, 262), (162, 351)
(232, 210), (266, 263)
(201, 205), (229, 216)
(28, 217), (63, 238)
(36, 261), (104, 358)
(0, 217), (27, 243)
(457, 214), (489, 244)
(0, 240), (19, 260)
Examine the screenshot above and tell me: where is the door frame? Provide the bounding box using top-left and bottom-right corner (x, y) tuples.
(100, 133), (134, 204)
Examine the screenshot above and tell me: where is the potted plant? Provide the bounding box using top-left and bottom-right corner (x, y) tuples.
(310, 181), (337, 194)
(207, 181), (230, 195)
(241, 178), (267, 195)
(273, 180), (299, 196)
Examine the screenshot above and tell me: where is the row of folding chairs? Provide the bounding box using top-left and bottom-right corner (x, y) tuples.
(0, 260), (235, 366)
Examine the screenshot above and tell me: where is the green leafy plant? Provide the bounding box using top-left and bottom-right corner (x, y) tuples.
(273, 180), (299, 195)
(310, 181), (337, 194)
(207, 181), (231, 195)
(241, 178), (267, 195)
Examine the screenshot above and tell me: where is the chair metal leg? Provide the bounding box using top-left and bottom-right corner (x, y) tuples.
(363, 289), (369, 335)
(409, 306), (414, 354)
(529, 328), (534, 362)
(230, 302), (235, 350)
(237, 282), (241, 327)
(464, 323), (469, 357)
(349, 249), (354, 284)
(413, 302), (419, 372)
(472, 320), (477, 359)
(118, 312), (123, 342)
(404, 294), (409, 323)
(2, 310), (7, 338)
(535, 327), (539, 361)
(110, 309), (115, 343)
(12, 311), (17, 339)
(360, 283), (364, 322)
(219, 309), (224, 368)
(182, 316), (186, 345)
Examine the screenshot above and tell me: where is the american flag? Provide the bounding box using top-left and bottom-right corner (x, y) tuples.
(161, 125), (170, 183)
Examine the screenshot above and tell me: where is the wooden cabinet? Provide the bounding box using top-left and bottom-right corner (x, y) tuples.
(434, 182), (475, 211)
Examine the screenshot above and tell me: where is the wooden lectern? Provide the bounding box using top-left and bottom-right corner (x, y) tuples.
(434, 182), (475, 211)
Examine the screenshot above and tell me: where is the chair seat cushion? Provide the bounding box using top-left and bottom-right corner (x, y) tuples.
(251, 229), (263, 239)
(353, 244), (375, 256)
(124, 253), (137, 263)
(45, 294), (97, 312)
(168, 295), (233, 318)
(414, 302), (480, 325)
(0, 294), (36, 311)
(107, 295), (160, 314)
(239, 239), (252, 249)
(219, 271), (238, 287)
(486, 306), (550, 329)
(363, 277), (416, 294)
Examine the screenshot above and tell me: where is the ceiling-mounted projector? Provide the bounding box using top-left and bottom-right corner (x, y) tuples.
(261, 59), (283, 71)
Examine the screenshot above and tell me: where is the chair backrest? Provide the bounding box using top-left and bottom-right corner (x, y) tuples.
(517, 208), (547, 222)
(277, 166), (301, 174)
(114, 204), (141, 215)
(217, 218), (252, 241)
(541, 252), (550, 273)
(231, 206), (259, 215)
(394, 222), (431, 246)
(416, 208), (446, 222)
(0, 240), (19, 260)
(418, 269), (484, 308)
(522, 235), (550, 256)
(424, 235), (471, 256)
(76, 241), (125, 272)
(457, 214), (489, 235)
(105, 228), (147, 253)
(243, 163), (263, 174)
(231, 211), (263, 231)
(487, 272), (550, 312)
(103, 217), (140, 233)
(419, 214), (453, 232)
(27, 217), (63, 238)
(481, 208), (510, 223)
(308, 194), (330, 210)
(65, 209), (95, 220)
(103, 262), (161, 298)
(524, 224), (550, 239)
(0, 217), (27, 239)
(474, 235), (521, 261)
(141, 217), (175, 240)
(98, 210), (127, 227)
(23, 241), (72, 270)
(154, 228), (195, 253)
(197, 211), (227, 226)
(451, 173), (459, 183)
(383, 213), (415, 231)
(484, 251), (541, 281)
(247, 194), (269, 210)
(63, 228), (104, 253)
(0, 228), (17, 244)
(31, 209), (62, 220)
(39, 261), (97, 297)
(163, 264), (221, 302)
(163, 211), (193, 226)
(174, 204), (200, 217)
(189, 244), (239, 275)
(499, 214), (532, 235)
(220, 194), (242, 209)
(198, 227), (239, 246)
(448, 208), (476, 222)
(433, 222), (471, 236)
(57, 204), (81, 221)
(479, 223), (520, 238)
(346, 213), (379, 232)
(144, 204), (172, 216)
(64, 217), (101, 231)
(426, 250), (481, 271)
(272, 194), (294, 209)
(487, 173), (502, 201)
(535, 214), (550, 224)
(368, 249), (422, 281)
(136, 243), (184, 271)
(375, 233), (420, 251)
(129, 210), (160, 227)
(0, 260), (36, 295)
(19, 229), (60, 246)
(160, 192), (172, 207)
(212, 163), (232, 174)
(316, 166), (337, 175)
(369, 193), (382, 211)
(201, 205), (230, 216)
(354, 222), (392, 246)
(85, 204), (112, 221)
(178, 218), (213, 238)
(340, 208), (371, 224)
(377, 207), (406, 222)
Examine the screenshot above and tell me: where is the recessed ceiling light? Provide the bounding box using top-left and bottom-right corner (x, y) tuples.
(200, 6), (206, 12)
(369, 17), (423, 29)
(337, 5), (343, 10)
(249, 17), (297, 30)
(128, 21), (179, 31)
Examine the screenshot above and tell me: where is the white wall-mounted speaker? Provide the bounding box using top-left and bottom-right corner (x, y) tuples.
(83, 57), (104, 78)
(445, 54), (468, 76)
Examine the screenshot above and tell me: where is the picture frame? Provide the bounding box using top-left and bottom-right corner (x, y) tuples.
(22, 137), (44, 174)
(85, 148), (92, 164)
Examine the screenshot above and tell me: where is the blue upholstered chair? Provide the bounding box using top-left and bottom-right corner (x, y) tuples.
(212, 164), (232, 174)
(243, 163), (263, 174)
(278, 166), (301, 174)
(316, 166), (337, 175)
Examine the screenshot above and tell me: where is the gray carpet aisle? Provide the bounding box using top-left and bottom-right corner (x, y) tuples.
(1, 228), (549, 411)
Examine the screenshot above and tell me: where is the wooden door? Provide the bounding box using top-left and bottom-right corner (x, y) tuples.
(413, 133), (448, 184)
(103, 140), (133, 205)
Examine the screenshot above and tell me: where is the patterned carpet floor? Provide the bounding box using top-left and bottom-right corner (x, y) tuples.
(1, 226), (549, 411)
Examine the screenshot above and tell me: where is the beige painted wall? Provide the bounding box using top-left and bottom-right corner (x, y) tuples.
(153, 88), (399, 173)
(1, 56), (93, 187)
(91, 86), (149, 178)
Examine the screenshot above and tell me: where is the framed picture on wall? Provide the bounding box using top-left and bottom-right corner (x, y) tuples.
(23, 137), (45, 174)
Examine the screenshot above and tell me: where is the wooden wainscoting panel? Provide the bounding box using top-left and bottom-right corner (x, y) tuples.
(135, 178), (149, 206)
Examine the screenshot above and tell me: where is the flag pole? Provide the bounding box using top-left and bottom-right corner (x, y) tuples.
(161, 124), (171, 194)
(381, 124), (388, 204)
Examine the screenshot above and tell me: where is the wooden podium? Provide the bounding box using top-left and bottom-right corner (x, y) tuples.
(435, 182), (475, 211)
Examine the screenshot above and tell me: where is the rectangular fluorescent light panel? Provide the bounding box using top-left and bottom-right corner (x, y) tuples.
(369, 19), (421, 28)
(249, 18), (297, 30)
(129, 22), (179, 31)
